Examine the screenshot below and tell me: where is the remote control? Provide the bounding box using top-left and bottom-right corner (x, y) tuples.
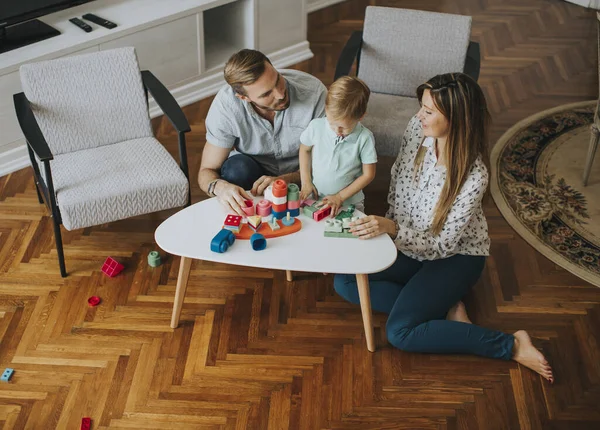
(69, 17), (92, 32)
(82, 13), (117, 29)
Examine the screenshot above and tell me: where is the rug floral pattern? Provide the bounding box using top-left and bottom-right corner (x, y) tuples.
(493, 103), (600, 285)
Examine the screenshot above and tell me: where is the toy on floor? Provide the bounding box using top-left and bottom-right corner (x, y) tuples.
(147, 251), (161, 267)
(87, 296), (101, 307)
(324, 216), (359, 239)
(101, 257), (124, 277)
(80, 417), (91, 430)
(250, 233), (267, 250)
(1, 368), (14, 382)
(211, 229), (236, 253)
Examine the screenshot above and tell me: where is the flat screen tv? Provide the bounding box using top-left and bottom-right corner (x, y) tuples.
(0, 1), (96, 54)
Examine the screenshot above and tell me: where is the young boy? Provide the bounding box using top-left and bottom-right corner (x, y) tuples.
(299, 76), (377, 215)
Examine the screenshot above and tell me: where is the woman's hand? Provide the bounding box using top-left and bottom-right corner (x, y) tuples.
(349, 215), (397, 240)
(322, 193), (343, 216)
(300, 182), (318, 201)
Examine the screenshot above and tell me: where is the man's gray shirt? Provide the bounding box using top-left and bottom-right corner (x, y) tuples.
(205, 69), (327, 176)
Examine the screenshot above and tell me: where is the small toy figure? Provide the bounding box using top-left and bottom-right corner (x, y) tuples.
(101, 257), (124, 277)
(210, 229), (236, 253)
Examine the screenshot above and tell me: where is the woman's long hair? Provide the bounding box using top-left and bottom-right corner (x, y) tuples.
(415, 72), (490, 236)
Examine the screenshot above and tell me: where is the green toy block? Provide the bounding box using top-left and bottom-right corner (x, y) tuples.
(335, 204), (356, 221)
(303, 206), (319, 217)
(324, 230), (357, 239)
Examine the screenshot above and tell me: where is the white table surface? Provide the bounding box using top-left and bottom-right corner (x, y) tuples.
(155, 197), (398, 274)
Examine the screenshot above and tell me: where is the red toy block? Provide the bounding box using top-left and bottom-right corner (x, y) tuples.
(81, 417), (91, 430)
(101, 257), (124, 277)
(224, 215), (242, 227)
(87, 296), (101, 307)
(313, 205), (332, 222)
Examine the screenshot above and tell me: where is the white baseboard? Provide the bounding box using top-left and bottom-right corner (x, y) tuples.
(1, 42), (314, 178)
(0, 142), (29, 177)
(307, 0), (347, 14)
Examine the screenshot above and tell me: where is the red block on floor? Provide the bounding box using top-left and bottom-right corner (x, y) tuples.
(81, 417), (91, 430)
(101, 257), (124, 277)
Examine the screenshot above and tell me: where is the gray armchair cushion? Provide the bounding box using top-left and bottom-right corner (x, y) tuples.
(50, 137), (188, 230)
(361, 92), (421, 157)
(20, 47), (153, 156)
(359, 6), (472, 97)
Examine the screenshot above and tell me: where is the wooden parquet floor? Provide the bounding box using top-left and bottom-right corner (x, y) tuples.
(1, 0), (599, 428)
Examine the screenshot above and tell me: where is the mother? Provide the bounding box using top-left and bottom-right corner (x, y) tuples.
(336, 72), (553, 382)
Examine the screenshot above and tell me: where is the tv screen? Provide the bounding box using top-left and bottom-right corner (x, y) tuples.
(0, 1), (95, 27)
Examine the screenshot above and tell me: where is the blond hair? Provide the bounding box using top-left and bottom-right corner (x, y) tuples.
(414, 72), (490, 236)
(326, 76), (370, 120)
(224, 49), (271, 95)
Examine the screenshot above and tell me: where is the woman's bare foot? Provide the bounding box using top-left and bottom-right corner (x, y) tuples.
(512, 330), (554, 383)
(446, 301), (472, 324)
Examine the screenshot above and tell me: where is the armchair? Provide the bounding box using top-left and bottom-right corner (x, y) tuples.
(13, 47), (191, 277)
(335, 6), (481, 157)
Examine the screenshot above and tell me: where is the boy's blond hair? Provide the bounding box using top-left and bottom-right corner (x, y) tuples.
(325, 76), (370, 121)
(224, 49), (272, 96)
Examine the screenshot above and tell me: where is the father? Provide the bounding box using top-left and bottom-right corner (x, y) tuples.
(198, 49), (327, 215)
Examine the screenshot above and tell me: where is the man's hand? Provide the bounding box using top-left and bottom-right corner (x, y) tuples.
(322, 193), (344, 216)
(300, 182), (318, 201)
(251, 175), (277, 196)
(216, 182), (253, 216)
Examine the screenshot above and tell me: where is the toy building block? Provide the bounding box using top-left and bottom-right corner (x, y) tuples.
(335, 204), (356, 221)
(224, 215), (242, 228)
(303, 205), (319, 217)
(80, 417), (91, 430)
(210, 229), (236, 253)
(101, 257), (124, 277)
(250, 233), (267, 251)
(268, 218), (280, 231)
(288, 208), (300, 217)
(272, 209), (286, 219)
(287, 199), (301, 210)
(147, 251), (161, 267)
(1, 368), (14, 382)
(247, 215), (262, 232)
(242, 200), (255, 216)
(256, 200), (272, 217)
(87, 296), (101, 307)
(342, 216), (358, 229)
(301, 198), (316, 207)
(264, 185), (274, 201)
(281, 212), (295, 226)
(324, 219), (343, 233)
(313, 205), (332, 222)
(324, 230), (357, 239)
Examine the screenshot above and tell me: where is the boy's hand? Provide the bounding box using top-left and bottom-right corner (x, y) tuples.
(322, 193), (343, 216)
(300, 182), (318, 201)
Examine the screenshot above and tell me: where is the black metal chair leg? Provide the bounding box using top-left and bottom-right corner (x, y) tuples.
(34, 181), (44, 204)
(51, 216), (67, 277)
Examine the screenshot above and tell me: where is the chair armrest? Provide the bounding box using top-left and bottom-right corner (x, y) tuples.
(141, 70), (191, 133)
(464, 41), (481, 82)
(334, 31), (363, 81)
(13, 92), (53, 162)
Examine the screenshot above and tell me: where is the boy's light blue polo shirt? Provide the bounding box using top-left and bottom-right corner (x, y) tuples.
(300, 117), (377, 205)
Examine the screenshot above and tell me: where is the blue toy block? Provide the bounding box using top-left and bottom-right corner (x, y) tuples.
(250, 233), (267, 251)
(210, 229), (236, 253)
(272, 209), (286, 219)
(1, 368), (14, 382)
(288, 208), (300, 217)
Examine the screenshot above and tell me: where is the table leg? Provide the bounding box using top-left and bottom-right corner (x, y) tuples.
(171, 256), (192, 329)
(286, 270), (293, 282)
(356, 273), (375, 352)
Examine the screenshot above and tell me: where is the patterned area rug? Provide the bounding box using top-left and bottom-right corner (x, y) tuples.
(490, 101), (600, 287)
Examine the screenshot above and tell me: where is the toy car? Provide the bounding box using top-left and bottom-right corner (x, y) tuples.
(210, 229), (236, 253)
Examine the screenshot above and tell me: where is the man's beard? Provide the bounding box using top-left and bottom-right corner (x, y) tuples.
(252, 92), (290, 112)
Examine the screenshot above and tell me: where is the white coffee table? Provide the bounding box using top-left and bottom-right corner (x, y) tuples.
(155, 197), (397, 352)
